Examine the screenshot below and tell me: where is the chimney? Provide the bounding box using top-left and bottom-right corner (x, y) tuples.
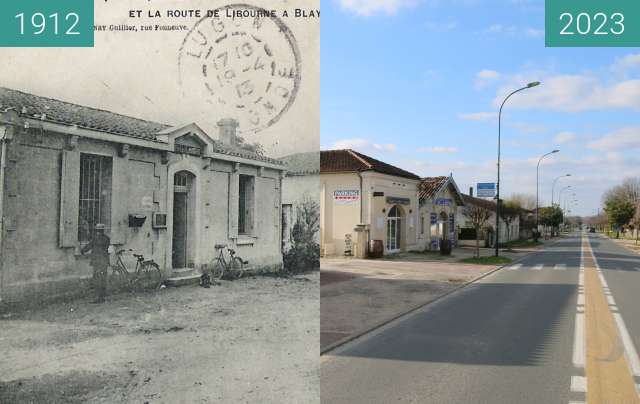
(217, 118), (239, 146)
(469, 187), (473, 197)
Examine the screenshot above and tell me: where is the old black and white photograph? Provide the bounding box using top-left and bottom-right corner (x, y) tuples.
(0, 1), (319, 403)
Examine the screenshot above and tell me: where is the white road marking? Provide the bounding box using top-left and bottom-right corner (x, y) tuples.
(573, 313), (586, 368)
(577, 294), (585, 306)
(532, 264), (543, 271)
(554, 264), (567, 270)
(507, 264), (522, 271)
(607, 295), (616, 306)
(613, 312), (640, 377)
(588, 236), (640, 378)
(571, 375), (587, 392)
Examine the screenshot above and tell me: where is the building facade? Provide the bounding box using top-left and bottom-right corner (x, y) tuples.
(0, 87), (285, 303)
(457, 193), (521, 247)
(279, 151), (320, 251)
(320, 149), (420, 257)
(417, 176), (465, 251)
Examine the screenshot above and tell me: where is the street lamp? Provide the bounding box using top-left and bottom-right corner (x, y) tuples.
(536, 149), (559, 231)
(495, 81), (541, 257)
(551, 174), (571, 206)
(558, 185), (572, 208)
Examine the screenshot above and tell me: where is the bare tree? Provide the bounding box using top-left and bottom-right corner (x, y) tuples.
(504, 193), (536, 210)
(464, 204), (493, 258)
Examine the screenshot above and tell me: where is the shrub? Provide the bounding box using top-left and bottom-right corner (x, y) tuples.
(283, 197), (320, 273)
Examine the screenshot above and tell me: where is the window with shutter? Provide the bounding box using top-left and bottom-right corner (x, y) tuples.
(59, 150), (80, 247)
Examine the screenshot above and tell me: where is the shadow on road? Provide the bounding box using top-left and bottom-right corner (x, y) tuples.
(331, 282), (577, 367)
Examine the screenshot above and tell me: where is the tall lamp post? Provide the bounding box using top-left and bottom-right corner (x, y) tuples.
(495, 81), (541, 257)
(536, 149), (559, 232)
(558, 185), (572, 209)
(551, 173), (571, 207)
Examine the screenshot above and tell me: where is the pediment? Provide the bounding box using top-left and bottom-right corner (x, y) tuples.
(155, 123), (215, 155)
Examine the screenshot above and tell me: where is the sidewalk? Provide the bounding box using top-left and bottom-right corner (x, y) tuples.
(321, 245), (540, 352)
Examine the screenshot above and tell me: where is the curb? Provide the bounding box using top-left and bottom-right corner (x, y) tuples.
(320, 240), (558, 356)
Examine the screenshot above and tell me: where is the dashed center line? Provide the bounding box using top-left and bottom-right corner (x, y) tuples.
(554, 264), (567, 271)
(531, 264), (543, 271)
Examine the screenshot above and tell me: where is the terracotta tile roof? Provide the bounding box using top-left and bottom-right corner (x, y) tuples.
(0, 87), (283, 165)
(419, 176), (448, 200)
(462, 194), (497, 210)
(320, 149), (420, 180)
(0, 87), (170, 140)
(279, 152), (319, 175)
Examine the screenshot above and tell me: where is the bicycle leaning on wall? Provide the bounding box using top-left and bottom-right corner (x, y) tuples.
(209, 244), (248, 280)
(110, 249), (162, 289)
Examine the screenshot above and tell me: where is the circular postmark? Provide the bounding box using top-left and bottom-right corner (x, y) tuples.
(178, 3), (302, 135)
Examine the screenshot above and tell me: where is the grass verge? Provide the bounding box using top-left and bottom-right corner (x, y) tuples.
(459, 256), (512, 265)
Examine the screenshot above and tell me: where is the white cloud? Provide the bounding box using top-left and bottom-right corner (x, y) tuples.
(482, 24), (517, 35)
(335, 0), (416, 16)
(458, 111), (497, 121)
(587, 127), (640, 151)
(330, 138), (371, 150)
(373, 143), (397, 152)
(480, 25), (545, 39)
(524, 28), (544, 38)
(493, 72), (640, 112)
(418, 146), (458, 153)
(475, 69), (501, 89)
(611, 54), (640, 76)
(329, 138), (397, 153)
(554, 131), (576, 144)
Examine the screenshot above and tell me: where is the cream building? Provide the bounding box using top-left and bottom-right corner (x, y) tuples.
(320, 149), (421, 257)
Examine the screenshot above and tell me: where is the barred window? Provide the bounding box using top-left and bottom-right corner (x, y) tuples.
(78, 154), (112, 243)
(238, 175), (255, 235)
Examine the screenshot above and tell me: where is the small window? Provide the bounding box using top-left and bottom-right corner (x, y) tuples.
(420, 215), (425, 235)
(78, 154), (112, 243)
(238, 175), (255, 235)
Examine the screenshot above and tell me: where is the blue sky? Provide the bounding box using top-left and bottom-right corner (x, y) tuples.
(321, 0), (640, 216)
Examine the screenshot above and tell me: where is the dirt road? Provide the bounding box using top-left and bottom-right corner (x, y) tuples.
(0, 273), (319, 404)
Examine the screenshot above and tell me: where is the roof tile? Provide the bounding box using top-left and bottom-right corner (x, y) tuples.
(320, 149), (420, 180)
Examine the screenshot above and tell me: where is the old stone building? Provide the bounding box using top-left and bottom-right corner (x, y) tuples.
(0, 87), (285, 303)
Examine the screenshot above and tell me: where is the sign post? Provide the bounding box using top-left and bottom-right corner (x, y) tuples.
(477, 183), (496, 198)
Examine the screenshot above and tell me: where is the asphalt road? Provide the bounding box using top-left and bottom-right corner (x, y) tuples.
(321, 233), (640, 404)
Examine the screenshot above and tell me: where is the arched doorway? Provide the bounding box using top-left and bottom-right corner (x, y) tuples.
(387, 205), (403, 253)
(439, 211), (449, 241)
(172, 171), (196, 268)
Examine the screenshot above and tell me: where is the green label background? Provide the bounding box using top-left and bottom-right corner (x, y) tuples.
(546, 0), (640, 47)
(0, 0), (93, 47)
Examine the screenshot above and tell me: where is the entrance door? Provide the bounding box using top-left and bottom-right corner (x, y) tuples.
(172, 191), (188, 268)
(387, 206), (402, 253)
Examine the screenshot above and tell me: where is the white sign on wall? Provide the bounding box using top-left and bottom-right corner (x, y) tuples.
(334, 190), (360, 205)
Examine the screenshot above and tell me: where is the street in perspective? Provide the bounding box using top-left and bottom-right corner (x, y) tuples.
(321, 1), (640, 403)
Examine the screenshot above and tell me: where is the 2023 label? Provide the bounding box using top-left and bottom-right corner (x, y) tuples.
(0, 0), (93, 47)
(546, 0), (640, 46)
